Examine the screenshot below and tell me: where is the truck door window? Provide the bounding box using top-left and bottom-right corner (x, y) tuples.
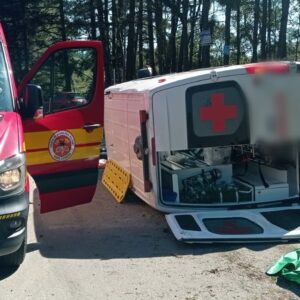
(0, 44), (13, 111)
(30, 48), (96, 114)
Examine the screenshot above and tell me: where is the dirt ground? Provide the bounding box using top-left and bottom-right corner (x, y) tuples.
(0, 176), (300, 299)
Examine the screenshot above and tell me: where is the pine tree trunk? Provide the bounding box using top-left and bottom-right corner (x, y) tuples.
(201, 0), (210, 68)
(111, 0), (117, 83)
(223, 1), (232, 65)
(296, 9), (300, 60)
(278, 0), (290, 58)
(22, 0), (29, 74)
(155, 0), (165, 74)
(267, 0), (272, 58)
(104, 0), (111, 85)
(261, 0), (267, 59)
(182, 0), (189, 71)
(126, 0), (136, 80)
(178, 0), (189, 72)
(252, 0), (260, 62)
(89, 0), (97, 40)
(116, 0), (125, 82)
(97, 0), (112, 85)
(137, 0), (144, 69)
(59, 0), (67, 41)
(189, 0), (196, 68)
(236, 0), (241, 64)
(113, 0), (124, 82)
(168, 5), (178, 72)
(189, 0), (200, 69)
(59, 0), (71, 91)
(147, 0), (156, 75)
(96, 0), (104, 40)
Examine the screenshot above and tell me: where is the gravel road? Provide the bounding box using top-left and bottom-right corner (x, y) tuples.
(0, 177), (300, 299)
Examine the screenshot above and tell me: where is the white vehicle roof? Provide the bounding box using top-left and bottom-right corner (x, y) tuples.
(105, 62), (299, 95)
(106, 65), (247, 94)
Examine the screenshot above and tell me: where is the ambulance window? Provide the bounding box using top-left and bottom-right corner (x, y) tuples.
(30, 48), (96, 114)
(186, 81), (250, 148)
(0, 44), (13, 111)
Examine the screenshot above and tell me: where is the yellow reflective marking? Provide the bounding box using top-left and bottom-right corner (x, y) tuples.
(102, 160), (130, 203)
(0, 212), (21, 220)
(25, 128), (103, 150)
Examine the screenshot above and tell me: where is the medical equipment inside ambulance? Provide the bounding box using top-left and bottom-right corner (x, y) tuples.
(159, 143), (297, 206)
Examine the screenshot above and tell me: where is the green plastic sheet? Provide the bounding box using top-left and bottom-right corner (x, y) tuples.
(266, 249), (300, 284)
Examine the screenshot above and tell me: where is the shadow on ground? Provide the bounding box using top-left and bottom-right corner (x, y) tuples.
(28, 179), (296, 261)
(276, 277), (300, 298)
(0, 267), (18, 281)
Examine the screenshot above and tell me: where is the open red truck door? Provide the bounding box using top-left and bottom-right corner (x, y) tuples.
(18, 41), (104, 213)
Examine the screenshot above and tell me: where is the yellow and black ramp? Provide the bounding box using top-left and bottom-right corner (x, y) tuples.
(101, 160), (130, 203)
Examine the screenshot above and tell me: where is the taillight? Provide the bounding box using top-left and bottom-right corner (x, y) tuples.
(244, 63), (289, 75)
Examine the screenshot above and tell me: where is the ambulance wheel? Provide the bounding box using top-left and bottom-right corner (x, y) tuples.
(0, 228), (27, 267)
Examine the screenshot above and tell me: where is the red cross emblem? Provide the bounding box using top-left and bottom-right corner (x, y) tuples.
(199, 93), (238, 133)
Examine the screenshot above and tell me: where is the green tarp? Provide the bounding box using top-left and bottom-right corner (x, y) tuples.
(267, 249), (300, 284)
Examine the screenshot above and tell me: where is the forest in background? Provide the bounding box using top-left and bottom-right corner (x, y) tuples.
(0, 0), (298, 86)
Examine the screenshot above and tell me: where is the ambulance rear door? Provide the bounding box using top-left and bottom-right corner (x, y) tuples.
(166, 206), (300, 243)
(18, 41), (104, 213)
(154, 65), (300, 242)
(152, 69), (250, 152)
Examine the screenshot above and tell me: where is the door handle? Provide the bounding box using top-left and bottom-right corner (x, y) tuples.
(82, 123), (101, 131)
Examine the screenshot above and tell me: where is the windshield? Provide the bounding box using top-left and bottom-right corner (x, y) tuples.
(0, 44), (13, 111)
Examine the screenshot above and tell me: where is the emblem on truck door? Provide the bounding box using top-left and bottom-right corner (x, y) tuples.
(49, 130), (75, 161)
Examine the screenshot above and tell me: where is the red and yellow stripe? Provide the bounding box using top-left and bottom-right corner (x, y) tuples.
(25, 127), (103, 166)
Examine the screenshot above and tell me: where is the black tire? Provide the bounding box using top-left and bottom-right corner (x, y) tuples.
(0, 228), (27, 267)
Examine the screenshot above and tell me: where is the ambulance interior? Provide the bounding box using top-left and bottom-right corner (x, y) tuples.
(159, 143), (299, 207)
(154, 70), (300, 208)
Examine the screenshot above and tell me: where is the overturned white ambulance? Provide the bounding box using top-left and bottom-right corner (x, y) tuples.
(105, 62), (300, 243)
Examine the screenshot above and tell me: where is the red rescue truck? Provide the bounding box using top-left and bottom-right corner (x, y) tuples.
(0, 23), (104, 266)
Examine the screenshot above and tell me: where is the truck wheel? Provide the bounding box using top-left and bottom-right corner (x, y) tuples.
(0, 229), (27, 267)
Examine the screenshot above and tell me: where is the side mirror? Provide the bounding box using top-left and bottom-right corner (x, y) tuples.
(21, 84), (44, 118)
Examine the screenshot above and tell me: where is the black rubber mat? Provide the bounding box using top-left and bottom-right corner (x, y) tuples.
(175, 215), (201, 231)
(203, 217), (264, 235)
(262, 210), (300, 231)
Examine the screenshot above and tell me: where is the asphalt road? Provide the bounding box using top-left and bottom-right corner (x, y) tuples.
(0, 177), (300, 299)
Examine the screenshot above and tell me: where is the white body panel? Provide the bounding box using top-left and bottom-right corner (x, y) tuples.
(105, 92), (151, 204)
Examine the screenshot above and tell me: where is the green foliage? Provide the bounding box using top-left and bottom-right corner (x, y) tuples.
(0, 0), (300, 84)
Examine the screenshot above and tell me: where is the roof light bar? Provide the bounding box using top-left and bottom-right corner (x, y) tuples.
(244, 63), (289, 75)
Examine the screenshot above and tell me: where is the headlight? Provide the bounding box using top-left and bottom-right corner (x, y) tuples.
(0, 154), (26, 193)
(0, 169), (21, 190)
